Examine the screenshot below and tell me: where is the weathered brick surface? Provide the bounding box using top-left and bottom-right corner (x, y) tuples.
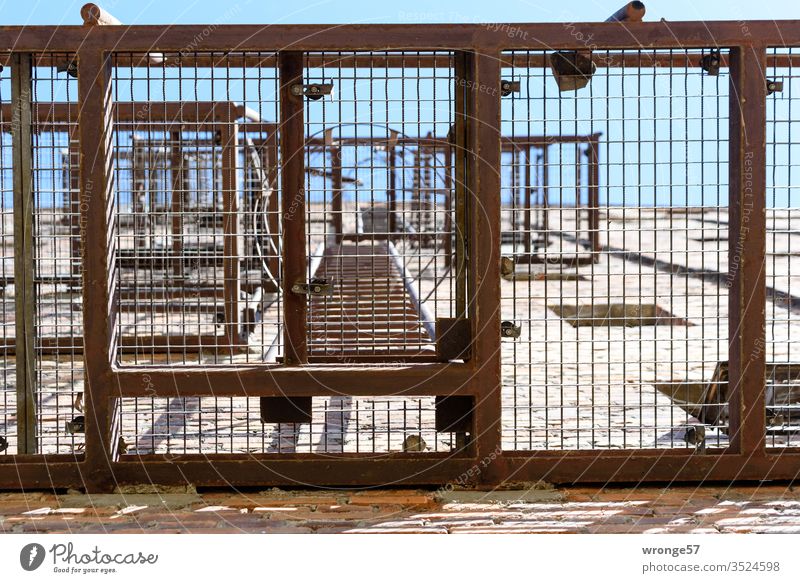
(0, 487), (798, 533)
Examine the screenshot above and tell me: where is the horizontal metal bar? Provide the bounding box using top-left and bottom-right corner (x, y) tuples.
(0, 21), (794, 53)
(492, 452), (800, 484)
(110, 364), (476, 397)
(3, 51), (800, 70)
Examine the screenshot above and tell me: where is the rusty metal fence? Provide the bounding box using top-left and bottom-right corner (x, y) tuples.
(1, 14), (799, 491)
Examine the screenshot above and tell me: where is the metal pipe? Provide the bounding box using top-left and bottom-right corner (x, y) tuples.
(81, 3), (165, 63)
(80, 3), (121, 25)
(606, 1), (646, 23)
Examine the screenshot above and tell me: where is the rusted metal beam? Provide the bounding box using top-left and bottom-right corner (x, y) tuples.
(11, 52), (36, 455)
(112, 364), (476, 397)
(7, 51), (800, 70)
(77, 47), (116, 491)
(0, 459), (84, 489)
(108, 456), (477, 488)
(3, 21), (800, 53)
(279, 51), (308, 365)
(494, 451), (800, 484)
(727, 46), (768, 456)
(220, 109), (242, 349)
(467, 49), (503, 466)
(453, 51), (468, 317)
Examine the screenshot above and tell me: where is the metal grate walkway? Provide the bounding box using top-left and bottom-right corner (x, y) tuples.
(308, 241), (433, 359)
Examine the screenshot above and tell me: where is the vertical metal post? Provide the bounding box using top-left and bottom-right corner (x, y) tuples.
(169, 130), (186, 278)
(453, 51), (469, 319)
(263, 130), (281, 291)
(78, 47), (116, 489)
(541, 146), (550, 246)
(221, 109), (241, 349)
(575, 142), (582, 243)
(727, 45), (767, 455)
(131, 136), (148, 251)
(524, 145), (533, 253)
(387, 141), (397, 236)
(279, 51), (308, 365)
(423, 133), (433, 241)
(588, 135), (601, 254)
(443, 139), (453, 259)
(330, 145), (343, 243)
(12, 53), (36, 455)
(466, 50), (502, 470)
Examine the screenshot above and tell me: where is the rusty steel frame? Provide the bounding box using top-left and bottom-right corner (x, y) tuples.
(0, 20), (798, 491)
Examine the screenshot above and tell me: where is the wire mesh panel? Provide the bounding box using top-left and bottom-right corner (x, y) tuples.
(29, 57), (84, 454)
(302, 52), (455, 360)
(110, 52), (281, 366)
(117, 395), (456, 455)
(766, 48), (800, 448)
(500, 50), (730, 451)
(0, 64), (14, 455)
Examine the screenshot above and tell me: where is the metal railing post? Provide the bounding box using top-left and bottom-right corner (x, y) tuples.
(11, 53), (36, 455)
(77, 47), (117, 490)
(727, 45), (768, 456)
(279, 51), (308, 365)
(466, 49), (503, 475)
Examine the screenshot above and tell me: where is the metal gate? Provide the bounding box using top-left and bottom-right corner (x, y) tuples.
(1, 9), (800, 491)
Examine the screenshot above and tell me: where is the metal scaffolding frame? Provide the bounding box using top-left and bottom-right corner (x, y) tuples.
(0, 9), (798, 490)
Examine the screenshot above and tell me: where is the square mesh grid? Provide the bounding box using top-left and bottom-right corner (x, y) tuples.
(31, 56), (83, 454)
(302, 52), (455, 359)
(117, 395), (455, 455)
(111, 52), (282, 366)
(0, 56), (84, 455)
(500, 49), (730, 451)
(0, 63), (13, 455)
(766, 47), (800, 448)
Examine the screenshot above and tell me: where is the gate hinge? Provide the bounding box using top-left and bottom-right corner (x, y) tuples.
(767, 79), (784, 95)
(700, 49), (721, 76)
(291, 277), (332, 296)
(500, 80), (520, 97)
(56, 60), (78, 78)
(66, 415), (85, 434)
(291, 83), (334, 100)
(501, 321), (522, 339)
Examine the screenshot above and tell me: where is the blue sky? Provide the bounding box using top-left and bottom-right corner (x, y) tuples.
(3, 1), (799, 208)
(1, 0), (800, 26)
